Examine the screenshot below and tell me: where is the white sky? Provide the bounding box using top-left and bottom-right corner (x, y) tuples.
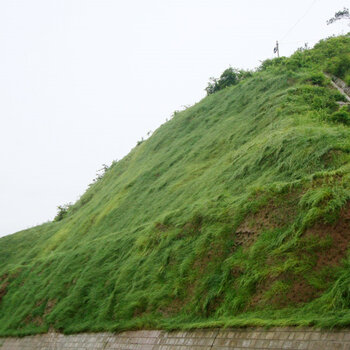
(0, 0), (348, 237)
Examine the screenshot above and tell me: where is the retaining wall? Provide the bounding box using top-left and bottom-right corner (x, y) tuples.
(1, 328), (350, 350)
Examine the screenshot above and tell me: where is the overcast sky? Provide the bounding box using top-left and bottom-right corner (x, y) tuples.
(0, 0), (348, 237)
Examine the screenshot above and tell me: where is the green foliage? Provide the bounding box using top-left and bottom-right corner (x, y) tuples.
(54, 203), (72, 222)
(300, 185), (350, 227)
(205, 67), (252, 95)
(327, 54), (350, 80)
(258, 57), (287, 71)
(345, 74), (350, 86)
(328, 107), (350, 125)
(322, 256), (350, 310)
(1, 35), (350, 336)
(308, 72), (328, 86)
(258, 34), (350, 78)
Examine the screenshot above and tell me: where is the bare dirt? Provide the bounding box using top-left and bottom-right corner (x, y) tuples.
(250, 202), (350, 309)
(235, 190), (301, 249)
(0, 274), (9, 304)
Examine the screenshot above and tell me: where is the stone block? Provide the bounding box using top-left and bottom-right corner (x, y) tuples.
(287, 332), (296, 340)
(216, 330), (233, 339)
(282, 340), (295, 349)
(213, 337), (240, 346)
(241, 339), (253, 347)
(189, 330), (218, 338)
(268, 339), (285, 348)
(247, 331), (260, 340)
(296, 341), (309, 350)
(254, 339), (270, 348)
(325, 341), (344, 350)
(301, 332), (311, 341)
(308, 341), (326, 350)
(275, 332), (290, 340)
(326, 333), (344, 341)
(309, 332), (322, 341)
(182, 337), (216, 346)
(293, 332), (306, 341)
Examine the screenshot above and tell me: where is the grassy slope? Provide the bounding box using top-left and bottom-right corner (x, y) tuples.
(1, 35), (350, 336)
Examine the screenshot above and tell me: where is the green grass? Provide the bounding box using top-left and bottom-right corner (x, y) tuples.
(1, 34), (350, 336)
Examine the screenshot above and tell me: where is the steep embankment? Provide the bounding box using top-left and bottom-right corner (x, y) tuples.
(1, 35), (350, 336)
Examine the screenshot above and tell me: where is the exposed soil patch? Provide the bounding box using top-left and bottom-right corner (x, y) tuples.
(24, 314), (44, 327)
(322, 149), (347, 168)
(154, 222), (169, 232)
(157, 296), (189, 317)
(44, 299), (57, 316)
(285, 276), (321, 304)
(192, 238), (226, 275)
(156, 282), (198, 317)
(23, 298), (57, 327)
(181, 238), (228, 316)
(250, 273), (321, 309)
(233, 230), (258, 249)
(305, 202), (350, 269)
(0, 274), (9, 304)
(250, 202), (350, 309)
(235, 190), (301, 249)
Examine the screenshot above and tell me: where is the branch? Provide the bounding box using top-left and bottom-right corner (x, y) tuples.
(327, 7), (350, 25)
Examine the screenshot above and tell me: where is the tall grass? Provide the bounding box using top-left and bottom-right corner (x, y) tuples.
(1, 34), (350, 336)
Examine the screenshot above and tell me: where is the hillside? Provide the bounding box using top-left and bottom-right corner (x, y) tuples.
(1, 35), (350, 336)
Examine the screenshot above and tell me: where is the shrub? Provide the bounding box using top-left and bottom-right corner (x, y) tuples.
(258, 57), (287, 71)
(205, 67), (252, 95)
(328, 108), (350, 125)
(330, 89), (348, 102)
(54, 203), (72, 222)
(327, 54), (350, 79)
(345, 74), (350, 86)
(309, 72), (327, 86)
(286, 51), (308, 70)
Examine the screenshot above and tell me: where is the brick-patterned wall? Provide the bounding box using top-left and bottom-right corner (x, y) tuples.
(1, 328), (350, 350)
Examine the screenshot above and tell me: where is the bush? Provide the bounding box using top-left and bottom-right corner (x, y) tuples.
(326, 54), (350, 79)
(309, 72), (327, 86)
(345, 74), (350, 86)
(258, 57), (287, 71)
(205, 67), (252, 95)
(286, 51), (309, 70)
(328, 108), (350, 125)
(330, 89), (348, 102)
(54, 203), (72, 222)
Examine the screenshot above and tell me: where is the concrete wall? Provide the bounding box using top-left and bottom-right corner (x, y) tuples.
(333, 76), (350, 98)
(1, 328), (350, 350)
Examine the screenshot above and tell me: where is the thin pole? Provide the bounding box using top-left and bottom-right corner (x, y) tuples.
(276, 41), (280, 57)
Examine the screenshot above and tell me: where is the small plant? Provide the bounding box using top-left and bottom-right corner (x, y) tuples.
(94, 164), (110, 181)
(54, 203), (72, 222)
(326, 54), (350, 79)
(328, 107), (350, 125)
(205, 67), (252, 95)
(345, 74), (350, 86)
(258, 57), (287, 71)
(309, 72), (327, 86)
(88, 163), (111, 187)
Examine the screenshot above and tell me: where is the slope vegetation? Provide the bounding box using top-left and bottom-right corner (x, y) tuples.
(1, 35), (350, 336)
